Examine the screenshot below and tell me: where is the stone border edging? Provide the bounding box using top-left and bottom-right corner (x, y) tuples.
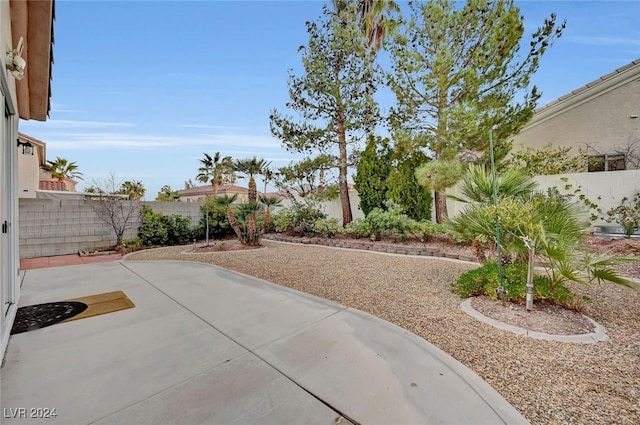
(263, 234), (479, 262)
(460, 299), (608, 343)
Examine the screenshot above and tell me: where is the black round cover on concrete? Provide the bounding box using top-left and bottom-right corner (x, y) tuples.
(10, 301), (88, 335)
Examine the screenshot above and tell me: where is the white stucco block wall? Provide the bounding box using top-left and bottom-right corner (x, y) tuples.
(445, 169), (640, 226)
(278, 191), (365, 223)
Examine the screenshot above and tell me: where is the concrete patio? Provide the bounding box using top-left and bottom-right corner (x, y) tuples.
(1, 260), (529, 424)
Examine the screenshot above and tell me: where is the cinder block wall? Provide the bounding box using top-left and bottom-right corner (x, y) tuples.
(19, 199), (204, 259)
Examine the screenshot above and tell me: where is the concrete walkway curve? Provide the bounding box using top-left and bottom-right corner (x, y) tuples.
(2, 260), (529, 425)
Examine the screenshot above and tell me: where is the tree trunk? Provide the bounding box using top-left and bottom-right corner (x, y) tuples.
(213, 179), (219, 197)
(434, 190), (448, 224)
(248, 177), (257, 203)
(337, 119), (353, 226)
(227, 208), (243, 242)
(262, 210), (271, 234)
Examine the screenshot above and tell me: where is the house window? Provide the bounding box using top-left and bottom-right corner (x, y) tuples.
(588, 154), (626, 172)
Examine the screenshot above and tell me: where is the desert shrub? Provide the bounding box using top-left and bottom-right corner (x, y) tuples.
(313, 218), (342, 238)
(605, 192), (640, 238)
(453, 261), (576, 308)
(272, 197), (327, 236)
(344, 201), (417, 241)
(122, 237), (143, 253)
(344, 218), (372, 239)
(138, 206), (194, 246)
(412, 221), (446, 242)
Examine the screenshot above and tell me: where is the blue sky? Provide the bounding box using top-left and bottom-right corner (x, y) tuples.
(20, 0), (640, 199)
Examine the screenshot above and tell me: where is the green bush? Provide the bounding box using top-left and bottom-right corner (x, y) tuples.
(453, 262), (576, 307)
(163, 214), (193, 245)
(138, 206), (168, 246)
(313, 218), (342, 238)
(138, 206), (194, 247)
(344, 218), (373, 239)
(344, 201), (418, 241)
(197, 198), (234, 240)
(272, 198), (327, 236)
(122, 237), (143, 253)
(412, 221), (446, 242)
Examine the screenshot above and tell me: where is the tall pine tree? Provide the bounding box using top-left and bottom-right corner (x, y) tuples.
(270, 3), (380, 225)
(388, 0), (564, 222)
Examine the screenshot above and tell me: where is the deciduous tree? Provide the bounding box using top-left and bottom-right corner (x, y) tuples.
(85, 173), (139, 249)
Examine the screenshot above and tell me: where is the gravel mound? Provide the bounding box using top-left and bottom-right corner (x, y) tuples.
(126, 241), (640, 425)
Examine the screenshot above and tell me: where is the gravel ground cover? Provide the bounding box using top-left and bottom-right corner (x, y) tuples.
(126, 241), (640, 425)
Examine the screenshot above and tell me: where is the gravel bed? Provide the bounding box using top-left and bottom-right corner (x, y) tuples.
(126, 241), (640, 425)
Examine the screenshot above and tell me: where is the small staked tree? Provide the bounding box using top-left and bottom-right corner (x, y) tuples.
(86, 173), (140, 249)
(270, 2), (381, 225)
(387, 0), (565, 222)
(42, 156), (84, 182)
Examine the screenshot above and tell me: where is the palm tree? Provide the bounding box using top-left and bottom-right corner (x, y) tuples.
(196, 152), (234, 197)
(261, 166), (275, 194)
(259, 194), (283, 234)
(42, 157), (83, 182)
(214, 194), (238, 208)
(234, 157), (269, 203)
(447, 165), (537, 205)
(119, 180), (146, 200)
(357, 0), (400, 50)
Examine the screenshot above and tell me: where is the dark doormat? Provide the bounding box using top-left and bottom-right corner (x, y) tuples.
(11, 302), (88, 335)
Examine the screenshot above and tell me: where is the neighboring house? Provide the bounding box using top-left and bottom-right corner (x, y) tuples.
(177, 184), (250, 203)
(446, 59), (640, 223)
(511, 58), (640, 171)
(17, 132), (78, 197)
(1, 0), (55, 358)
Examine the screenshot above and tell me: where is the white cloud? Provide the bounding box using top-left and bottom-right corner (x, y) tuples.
(177, 123), (269, 133)
(39, 131), (284, 151)
(567, 36), (640, 47)
(45, 119), (135, 128)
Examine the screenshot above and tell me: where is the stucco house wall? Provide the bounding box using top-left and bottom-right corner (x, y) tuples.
(1, 0), (55, 359)
(178, 184), (250, 203)
(511, 59), (640, 169)
(17, 133), (46, 198)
